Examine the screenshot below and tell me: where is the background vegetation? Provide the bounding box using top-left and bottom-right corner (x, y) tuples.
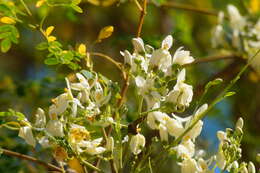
(0, 0), (259, 172)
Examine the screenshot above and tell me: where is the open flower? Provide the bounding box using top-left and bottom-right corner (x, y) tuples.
(18, 126), (36, 147)
(34, 108), (46, 128)
(46, 120), (64, 137)
(180, 157), (200, 173)
(174, 139), (195, 158)
(84, 138), (106, 155)
(150, 35), (173, 72)
(172, 47), (194, 65)
(166, 69), (193, 109)
(130, 133), (146, 155)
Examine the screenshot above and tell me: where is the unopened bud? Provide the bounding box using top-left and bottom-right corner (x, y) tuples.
(241, 166), (248, 173)
(248, 162), (255, 173)
(236, 117), (244, 129)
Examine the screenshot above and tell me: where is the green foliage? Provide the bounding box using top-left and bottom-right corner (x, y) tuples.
(37, 40), (84, 70)
(0, 109), (25, 121)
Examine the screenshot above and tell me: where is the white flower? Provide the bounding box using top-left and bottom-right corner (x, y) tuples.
(38, 137), (50, 148)
(132, 37), (145, 53)
(84, 138), (106, 155)
(165, 117), (184, 138)
(184, 120), (203, 141)
(172, 47), (194, 65)
(217, 131), (227, 141)
(166, 69), (193, 109)
(194, 104), (208, 118)
(71, 73), (90, 91)
(227, 5), (246, 30)
(18, 126), (36, 147)
(34, 108), (46, 128)
(46, 120), (64, 137)
(161, 35), (173, 50)
(175, 139), (195, 158)
(121, 50), (133, 66)
(248, 162), (256, 173)
(159, 124), (168, 141)
(146, 110), (168, 129)
(216, 150), (226, 170)
(197, 158), (209, 173)
(93, 81), (111, 106)
(122, 135), (129, 143)
(181, 157), (200, 173)
(50, 93), (69, 115)
(150, 35), (173, 72)
(130, 133), (146, 155)
(212, 25), (224, 47)
(236, 117), (244, 129)
(135, 76), (154, 96)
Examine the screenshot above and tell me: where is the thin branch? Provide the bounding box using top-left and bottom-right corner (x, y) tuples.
(160, 2), (218, 17)
(89, 52), (126, 80)
(185, 54), (241, 67)
(117, 73), (129, 106)
(136, 0), (147, 37)
(2, 148), (63, 172)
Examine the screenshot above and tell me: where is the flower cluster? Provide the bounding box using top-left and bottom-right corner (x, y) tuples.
(18, 71), (118, 160)
(212, 4), (260, 73)
(11, 35), (259, 173)
(215, 118), (256, 173)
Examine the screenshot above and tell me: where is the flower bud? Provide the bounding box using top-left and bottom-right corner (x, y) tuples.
(248, 162), (255, 173)
(130, 133), (145, 155)
(236, 117), (244, 129)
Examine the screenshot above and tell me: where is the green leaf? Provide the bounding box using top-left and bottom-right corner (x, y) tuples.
(71, 4), (83, 13)
(36, 42), (48, 50)
(205, 78), (223, 91)
(1, 39), (11, 52)
(0, 32), (10, 39)
(44, 57), (59, 65)
(72, 0), (81, 5)
(68, 62), (80, 70)
(224, 91), (236, 98)
(0, 109), (25, 121)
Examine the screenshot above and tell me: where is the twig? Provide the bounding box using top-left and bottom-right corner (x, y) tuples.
(117, 73), (129, 106)
(2, 148), (63, 172)
(136, 0), (147, 37)
(81, 159), (102, 172)
(185, 54), (241, 66)
(19, 0), (32, 16)
(89, 52), (126, 80)
(160, 2), (218, 17)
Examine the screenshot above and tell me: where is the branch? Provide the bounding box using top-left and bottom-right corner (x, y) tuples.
(2, 148), (63, 172)
(136, 0), (147, 38)
(160, 2), (218, 17)
(89, 52), (126, 80)
(185, 54), (241, 67)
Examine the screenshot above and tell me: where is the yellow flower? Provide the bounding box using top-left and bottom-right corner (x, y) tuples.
(0, 17), (16, 24)
(47, 36), (56, 42)
(44, 26), (56, 42)
(97, 26), (114, 42)
(78, 44), (86, 55)
(36, 0), (46, 7)
(249, 0), (259, 13)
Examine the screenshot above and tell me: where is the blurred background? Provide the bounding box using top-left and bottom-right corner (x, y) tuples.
(0, 0), (259, 172)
